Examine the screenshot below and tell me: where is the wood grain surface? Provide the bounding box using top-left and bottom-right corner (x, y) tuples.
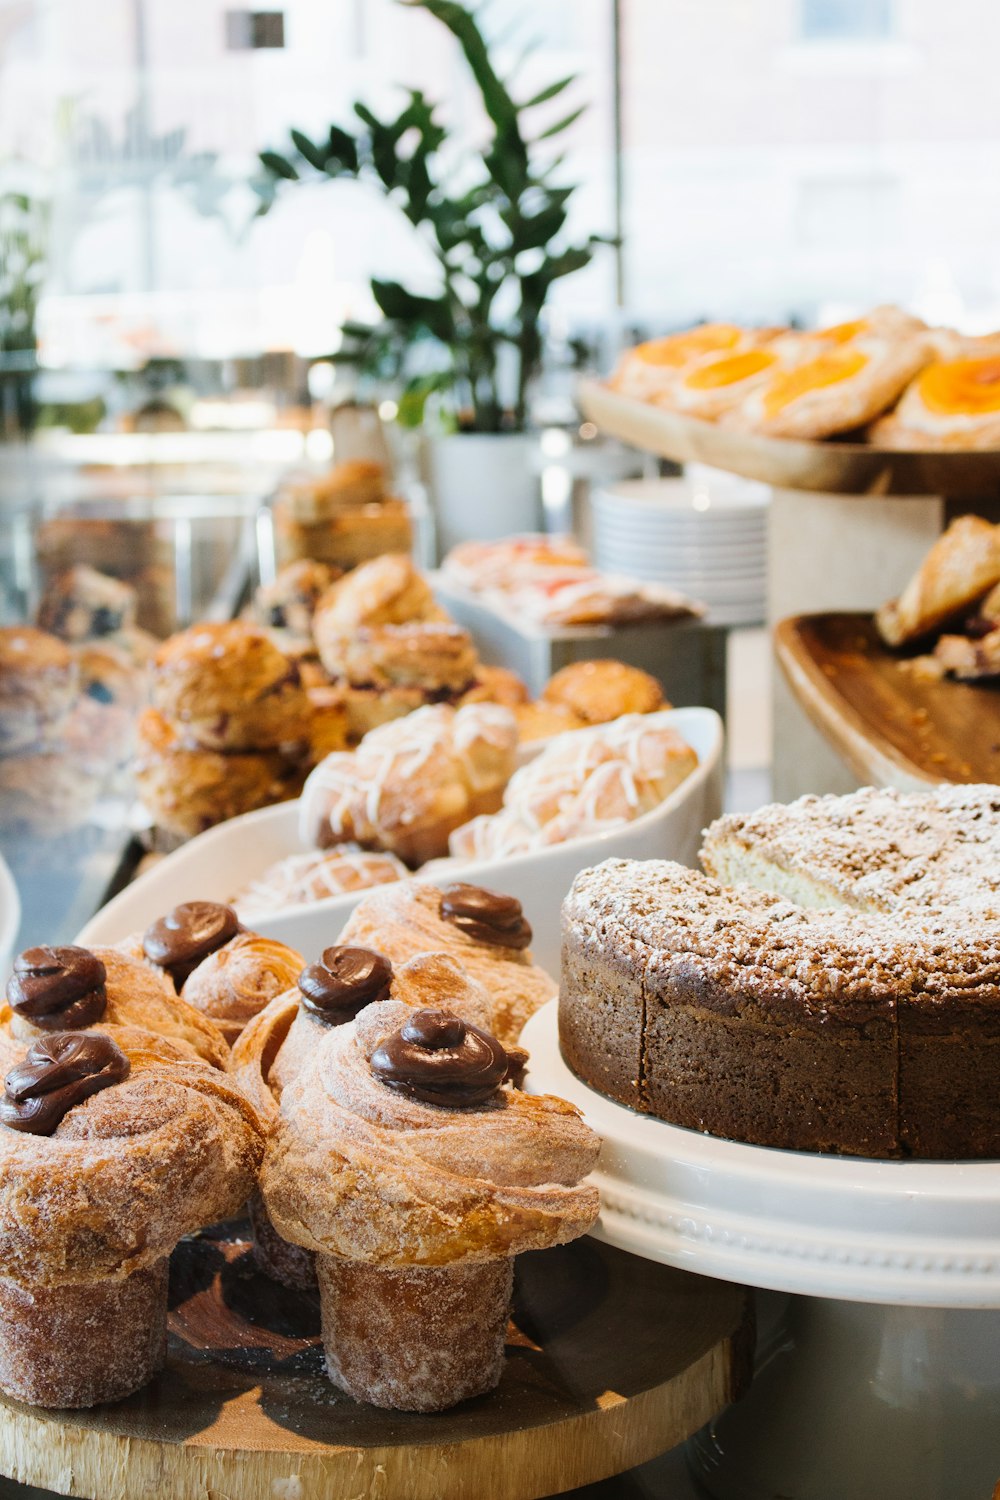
(775, 612), (1000, 788)
(0, 1225), (750, 1500)
(578, 378), (1000, 498)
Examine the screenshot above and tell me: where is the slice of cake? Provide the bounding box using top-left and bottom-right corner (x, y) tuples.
(700, 784), (1000, 916)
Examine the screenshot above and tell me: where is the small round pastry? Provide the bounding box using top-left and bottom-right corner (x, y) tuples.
(339, 682), (428, 745)
(338, 880), (556, 1044)
(312, 553), (442, 644)
(458, 665), (531, 709)
(1, 944), (230, 1069)
(0, 626), (77, 754)
(512, 700), (588, 742)
(0, 1031), (264, 1406)
(179, 931), (304, 1046)
(233, 845), (407, 922)
(35, 564), (138, 643)
(299, 703), (518, 866)
(134, 708), (292, 842)
(328, 621), (479, 694)
(138, 900), (242, 990)
(251, 558), (339, 640)
(151, 622), (311, 752)
(542, 659), (666, 724)
(259, 998), (599, 1411)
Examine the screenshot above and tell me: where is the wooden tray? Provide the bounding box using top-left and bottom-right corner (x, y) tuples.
(775, 612), (1000, 788)
(0, 1225), (751, 1500)
(578, 377), (1000, 498)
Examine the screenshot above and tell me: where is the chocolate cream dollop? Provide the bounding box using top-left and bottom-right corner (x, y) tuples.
(7, 946), (108, 1030)
(370, 1008), (510, 1107)
(439, 884), (532, 950)
(0, 1032), (130, 1135)
(299, 946), (393, 1023)
(143, 901), (241, 988)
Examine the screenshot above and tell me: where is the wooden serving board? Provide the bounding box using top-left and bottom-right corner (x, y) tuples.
(775, 612), (1000, 789)
(578, 377), (1000, 498)
(0, 1225), (751, 1500)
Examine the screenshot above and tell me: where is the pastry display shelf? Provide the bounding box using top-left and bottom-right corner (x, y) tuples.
(775, 611), (1000, 789)
(0, 1224), (749, 1500)
(522, 1002), (1000, 1500)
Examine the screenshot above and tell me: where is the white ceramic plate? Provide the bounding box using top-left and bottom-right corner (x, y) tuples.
(77, 707), (724, 976)
(0, 852), (20, 984)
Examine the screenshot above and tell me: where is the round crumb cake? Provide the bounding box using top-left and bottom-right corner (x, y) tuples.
(559, 848), (1000, 1159)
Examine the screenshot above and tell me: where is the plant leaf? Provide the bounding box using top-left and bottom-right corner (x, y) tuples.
(259, 150), (299, 181)
(535, 104), (587, 141)
(521, 74), (576, 108)
(290, 129), (327, 170)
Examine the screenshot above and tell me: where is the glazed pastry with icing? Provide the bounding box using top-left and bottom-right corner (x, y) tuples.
(542, 659), (666, 724)
(0, 1031), (263, 1407)
(449, 713), (698, 862)
(232, 845), (408, 922)
(299, 703), (517, 866)
(259, 998), (599, 1410)
(1, 943), (230, 1069)
(338, 880), (556, 1043)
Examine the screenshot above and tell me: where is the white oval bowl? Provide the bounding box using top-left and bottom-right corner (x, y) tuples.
(77, 707), (723, 976)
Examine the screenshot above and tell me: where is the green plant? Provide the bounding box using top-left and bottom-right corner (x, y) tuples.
(256, 0), (610, 432)
(0, 191), (48, 435)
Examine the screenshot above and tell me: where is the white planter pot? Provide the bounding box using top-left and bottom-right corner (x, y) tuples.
(425, 431), (540, 561)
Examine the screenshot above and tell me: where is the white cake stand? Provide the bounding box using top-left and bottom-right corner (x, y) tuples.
(522, 1002), (1000, 1500)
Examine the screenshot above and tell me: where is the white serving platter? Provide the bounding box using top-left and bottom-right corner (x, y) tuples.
(77, 707), (723, 976)
(0, 852), (20, 984)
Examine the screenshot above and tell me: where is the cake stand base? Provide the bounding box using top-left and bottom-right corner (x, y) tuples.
(689, 1293), (1000, 1500)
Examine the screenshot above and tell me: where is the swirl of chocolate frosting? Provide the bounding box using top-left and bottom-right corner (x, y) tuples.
(298, 945), (393, 1023)
(0, 1033), (131, 1136)
(439, 883), (532, 950)
(6, 946), (108, 1030)
(143, 901), (241, 989)
(370, 1007), (510, 1107)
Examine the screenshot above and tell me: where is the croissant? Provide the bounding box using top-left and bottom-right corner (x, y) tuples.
(876, 515), (1000, 647)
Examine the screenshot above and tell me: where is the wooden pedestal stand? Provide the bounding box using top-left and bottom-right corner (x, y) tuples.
(0, 1226), (750, 1500)
(577, 378), (1000, 798)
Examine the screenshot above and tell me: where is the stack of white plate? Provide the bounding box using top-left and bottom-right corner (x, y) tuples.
(589, 467), (769, 627)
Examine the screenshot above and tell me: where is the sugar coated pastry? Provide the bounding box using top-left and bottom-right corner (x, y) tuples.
(259, 998), (599, 1409)
(298, 703), (517, 867)
(0, 626), (77, 755)
(0, 1031), (263, 1406)
(3, 943), (229, 1068)
(338, 879), (556, 1043)
(542, 659), (666, 724)
(151, 621), (311, 753)
(233, 845), (407, 922)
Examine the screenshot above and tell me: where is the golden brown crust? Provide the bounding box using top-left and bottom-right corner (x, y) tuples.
(869, 354), (1000, 450)
(512, 701), (587, 742)
(0, 1047), (265, 1285)
(458, 665), (531, 708)
(312, 554), (441, 641)
(876, 515), (1000, 647)
(35, 565), (137, 642)
(274, 499), (413, 572)
(279, 460), (388, 523)
(134, 708), (293, 840)
(180, 933), (304, 1046)
(0, 627), (78, 754)
(261, 999), (600, 1267)
(151, 622), (310, 750)
(322, 622), (479, 693)
(542, 659), (666, 723)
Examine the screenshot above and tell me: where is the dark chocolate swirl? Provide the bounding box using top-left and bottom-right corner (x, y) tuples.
(439, 883), (532, 950)
(370, 1007), (510, 1107)
(7, 946), (107, 1030)
(0, 1033), (131, 1136)
(143, 901), (240, 989)
(298, 945), (393, 1024)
